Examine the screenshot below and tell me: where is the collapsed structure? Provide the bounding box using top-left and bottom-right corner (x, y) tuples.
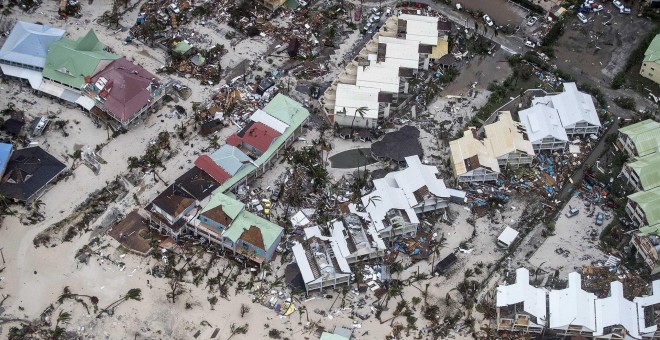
(320, 14), (450, 127)
(497, 268), (659, 339)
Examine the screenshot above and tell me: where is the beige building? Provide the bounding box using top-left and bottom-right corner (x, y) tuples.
(484, 111), (535, 168)
(641, 34), (660, 85)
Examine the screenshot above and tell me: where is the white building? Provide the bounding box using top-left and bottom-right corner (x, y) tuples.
(292, 235), (352, 293)
(352, 155), (464, 240)
(548, 272), (597, 336)
(519, 104), (569, 151)
(594, 281), (640, 339)
(634, 280), (660, 339)
(377, 36), (422, 70)
(496, 268), (547, 333)
(331, 214), (387, 264)
(532, 83), (601, 136)
(332, 84), (382, 129)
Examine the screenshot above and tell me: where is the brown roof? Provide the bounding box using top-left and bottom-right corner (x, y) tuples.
(151, 185), (196, 217)
(240, 225), (265, 250)
(413, 185), (429, 203)
(464, 155), (481, 172)
(201, 205), (234, 227)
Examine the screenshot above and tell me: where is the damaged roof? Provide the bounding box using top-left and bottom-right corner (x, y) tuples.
(0, 146), (66, 202)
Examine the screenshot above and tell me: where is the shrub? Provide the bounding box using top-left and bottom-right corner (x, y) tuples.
(613, 96), (636, 111)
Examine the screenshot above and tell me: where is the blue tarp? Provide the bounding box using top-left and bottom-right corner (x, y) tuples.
(0, 143), (13, 175)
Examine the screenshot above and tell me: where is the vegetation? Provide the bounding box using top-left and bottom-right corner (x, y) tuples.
(613, 96), (637, 111)
(611, 27), (660, 89)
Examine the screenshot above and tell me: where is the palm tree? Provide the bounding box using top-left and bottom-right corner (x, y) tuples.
(349, 106), (368, 132)
(362, 195), (381, 212)
(208, 135), (221, 150)
(429, 234), (447, 274)
(0, 193), (15, 217)
(96, 288), (142, 318)
(227, 323), (249, 339)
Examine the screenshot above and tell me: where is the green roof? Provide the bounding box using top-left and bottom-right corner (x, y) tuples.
(619, 119), (660, 157)
(644, 34), (660, 64)
(201, 192), (244, 219)
(42, 29), (119, 89)
(173, 41), (193, 55)
(629, 186), (660, 227)
(319, 333), (349, 340)
(627, 154), (660, 191)
(216, 94), (309, 192)
(222, 209), (283, 250)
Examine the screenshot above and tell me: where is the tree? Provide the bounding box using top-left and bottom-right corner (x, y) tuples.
(208, 296), (218, 310)
(0, 193), (15, 217)
(167, 274), (185, 303)
(227, 323), (249, 339)
(96, 288), (142, 318)
(429, 234), (447, 274)
(349, 106), (368, 132)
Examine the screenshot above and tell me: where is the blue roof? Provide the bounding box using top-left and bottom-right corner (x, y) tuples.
(0, 21), (65, 68)
(0, 143), (12, 175)
(210, 145), (252, 176)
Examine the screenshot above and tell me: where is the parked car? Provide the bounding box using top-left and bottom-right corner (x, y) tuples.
(524, 40), (536, 48)
(592, 4), (604, 11)
(371, 7), (381, 16)
(596, 212), (605, 226)
(612, 0), (624, 10)
(526, 16), (538, 26)
(577, 12), (588, 23)
(565, 207), (580, 218)
(369, 15), (381, 23)
(483, 14), (493, 27)
(620, 7), (631, 13)
(385, 7), (392, 16)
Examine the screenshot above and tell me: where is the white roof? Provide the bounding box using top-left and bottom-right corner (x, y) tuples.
(634, 280), (660, 335)
(38, 81), (82, 103)
(303, 225), (322, 239)
(548, 272), (597, 331)
(356, 156), (458, 233)
(292, 242), (316, 284)
(496, 268), (547, 324)
(291, 211), (311, 227)
(0, 64), (43, 89)
(334, 84), (380, 119)
(398, 14), (440, 45)
(497, 226), (519, 247)
(378, 36), (420, 69)
(250, 109), (289, 134)
(0, 21), (65, 68)
(532, 83), (601, 129)
(355, 62), (400, 93)
(594, 281), (639, 338)
(519, 104), (569, 144)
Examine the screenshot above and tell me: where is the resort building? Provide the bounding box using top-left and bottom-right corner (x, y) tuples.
(531, 83), (601, 137)
(518, 104), (569, 151)
(640, 34), (660, 85)
(449, 127), (500, 183)
(548, 272), (597, 336)
(621, 154), (660, 192)
(496, 268), (547, 334)
(616, 119), (660, 158)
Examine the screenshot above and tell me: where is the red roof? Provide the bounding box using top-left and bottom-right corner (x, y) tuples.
(228, 122), (281, 154)
(194, 155), (230, 184)
(91, 58), (159, 124)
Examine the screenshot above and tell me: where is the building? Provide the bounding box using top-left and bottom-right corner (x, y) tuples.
(630, 232), (660, 275)
(641, 34), (660, 85)
(83, 57), (165, 127)
(531, 83), (601, 136)
(633, 280), (660, 339)
(330, 214), (387, 264)
(449, 127), (500, 183)
(626, 186), (660, 230)
(594, 281), (640, 339)
(332, 84), (381, 129)
(0, 21), (65, 89)
(621, 154), (660, 192)
(195, 94), (309, 193)
(0, 143), (13, 177)
(496, 268), (547, 334)
(518, 103), (569, 151)
(484, 111), (535, 168)
(548, 272), (597, 336)
(226, 121), (283, 157)
(42, 29), (119, 89)
(0, 146), (66, 203)
(353, 155), (464, 240)
(146, 167), (219, 239)
(616, 120), (660, 158)
(292, 236), (352, 293)
(260, 0), (286, 11)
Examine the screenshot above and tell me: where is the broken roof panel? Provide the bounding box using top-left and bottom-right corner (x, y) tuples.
(634, 280), (660, 335)
(0, 146), (66, 202)
(484, 111), (535, 158)
(449, 128), (500, 176)
(250, 109), (289, 134)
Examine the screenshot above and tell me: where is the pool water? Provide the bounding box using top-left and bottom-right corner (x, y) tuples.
(329, 148), (377, 169)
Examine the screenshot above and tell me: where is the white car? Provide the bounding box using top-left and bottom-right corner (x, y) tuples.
(483, 14), (493, 27)
(526, 16), (538, 26)
(577, 12), (588, 23)
(592, 5), (604, 12)
(524, 40), (536, 48)
(613, 0), (624, 10)
(620, 7), (631, 14)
